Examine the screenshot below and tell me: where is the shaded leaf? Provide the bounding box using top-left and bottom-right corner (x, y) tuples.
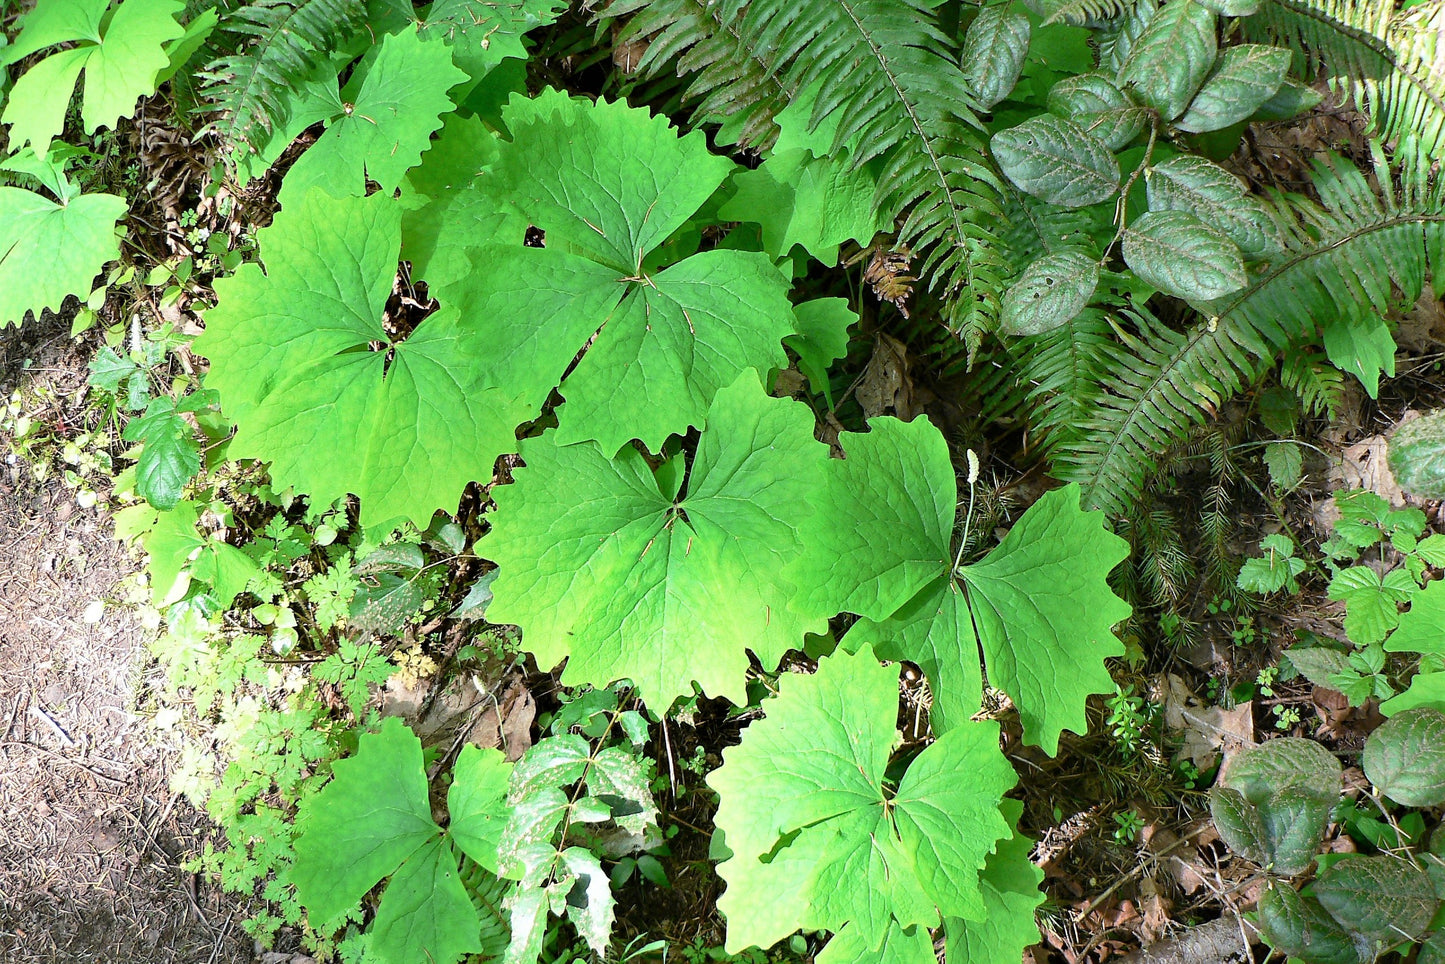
(1122, 209), (1245, 300)
(991, 114), (1120, 208)
(1117, 0), (1217, 118)
(1177, 45), (1290, 133)
(1363, 707), (1445, 807)
(1146, 154), (1283, 258)
(1000, 249), (1099, 336)
(1047, 73), (1146, 150)
(1313, 854), (1439, 943)
(962, 8), (1032, 110)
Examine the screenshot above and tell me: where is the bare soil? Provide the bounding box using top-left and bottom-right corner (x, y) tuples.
(0, 317), (254, 963)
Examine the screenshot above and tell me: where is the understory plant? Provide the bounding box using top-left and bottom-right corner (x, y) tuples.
(3, 0), (1445, 961)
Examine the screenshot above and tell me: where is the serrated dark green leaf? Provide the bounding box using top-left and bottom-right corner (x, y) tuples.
(1221, 737), (1342, 805)
(1313, 854), (1439, 943)
(1363, 707), (1445, 807)
(1146, 154), (1283, 258)
(1210, 787), (1269, 864)
(1261, 786), (1334, 876)
(1250, 77), (1325, 121)
(1122, 210), (1245, 299)
(1000, 249), (1099, 336)
(1264, 441), (1303, 489)
(1046, 73), (1146, 150)
(991, 114), (1120, 208)
(1177, 45), (1290, 132)
(1257, 886), (1369, 964)
(962, 7), (1032, 110)
(1117, 0), (1216, 118)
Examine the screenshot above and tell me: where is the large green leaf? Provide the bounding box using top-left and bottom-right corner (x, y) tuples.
(709, 645), (1017, 953)
(943, 800), (1045, 964)
(1321, 314), (1396, 399)
(419, 0), (567, 83)
(292, 717), (443, 927)
(790, 417), (1130, 752)
(368, 837), (483, 964)
(486, 372), (828, 709)
(0, 0), (184, 154)
(1386, 580), (1445, 658)
(398, 114), (527, 289)
(195, 189), (529, 529)
(991, 114), (1120, 208)
(1328, 566), (1416, 645)
(439, 90), (798, 452)
(0, 186), (126, 327)
(278, 29), (468, 205)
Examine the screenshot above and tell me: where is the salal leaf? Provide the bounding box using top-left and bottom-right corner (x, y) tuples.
(1209, 787), (1269, 864)
(486, 372), (827, 709)
(992, 114), (1120, 208)
(292, 717), (443, 928)
(962, 7), (1032, 110)
(1252, 77), (1325, 121)
(709, 646), (1016, 953)
(442, 90), (797, 452)
(1000, 249), (1100, 335)
(789, 417), (1130, 751)
(1386, 580), (1445, 658)
(195, 189), (530, 529)
(1146, 154), (1284, 258)
(1046, 73), (1146, 149)
(1321, 314), (1396, 399)
(943, 800), (1045, 964)
(1363, 707), (1445, 807)
(1122, 210), (1245, 299)
(0, 186), (126, 327)
(1116, 0), (1217, 119)
(1177, 45), (1290, 133)
(279, 29), (468, 205)
(399, 114), (527, 289)
(0, 0), (184, 154)
(1313, 854), (1439, 943)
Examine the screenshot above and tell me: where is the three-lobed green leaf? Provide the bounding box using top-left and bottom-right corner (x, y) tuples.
(709, 645), (1019, 954)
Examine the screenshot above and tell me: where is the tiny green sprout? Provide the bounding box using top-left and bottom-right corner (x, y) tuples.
(1272, 706), (1301, 730)
(1112, 809), (1145, 843)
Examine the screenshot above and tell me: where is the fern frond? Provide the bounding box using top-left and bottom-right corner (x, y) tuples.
(1247, 0), (1445, 155)
(197, 0), (366, 150)
(601, 0), (1007, 338)
(1055, 149), (1445, 515)
(1032, 0), (1139, 27)
(1014, 308), (1127, 449)
(599, 0), (792, 148)
(1280, 345), (1346, 418)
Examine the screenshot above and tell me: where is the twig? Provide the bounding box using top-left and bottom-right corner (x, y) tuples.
(1075, 824), (1215, 924)
(29, 703), (75, 747)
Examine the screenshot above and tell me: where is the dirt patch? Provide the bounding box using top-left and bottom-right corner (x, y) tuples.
(0, 317), (254, 963)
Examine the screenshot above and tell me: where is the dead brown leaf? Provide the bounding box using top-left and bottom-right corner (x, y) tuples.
(856, 333), (922, 420)
(1158, 674), (1254, 770)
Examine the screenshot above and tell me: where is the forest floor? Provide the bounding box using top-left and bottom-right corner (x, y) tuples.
(0, 316), (255, 963)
